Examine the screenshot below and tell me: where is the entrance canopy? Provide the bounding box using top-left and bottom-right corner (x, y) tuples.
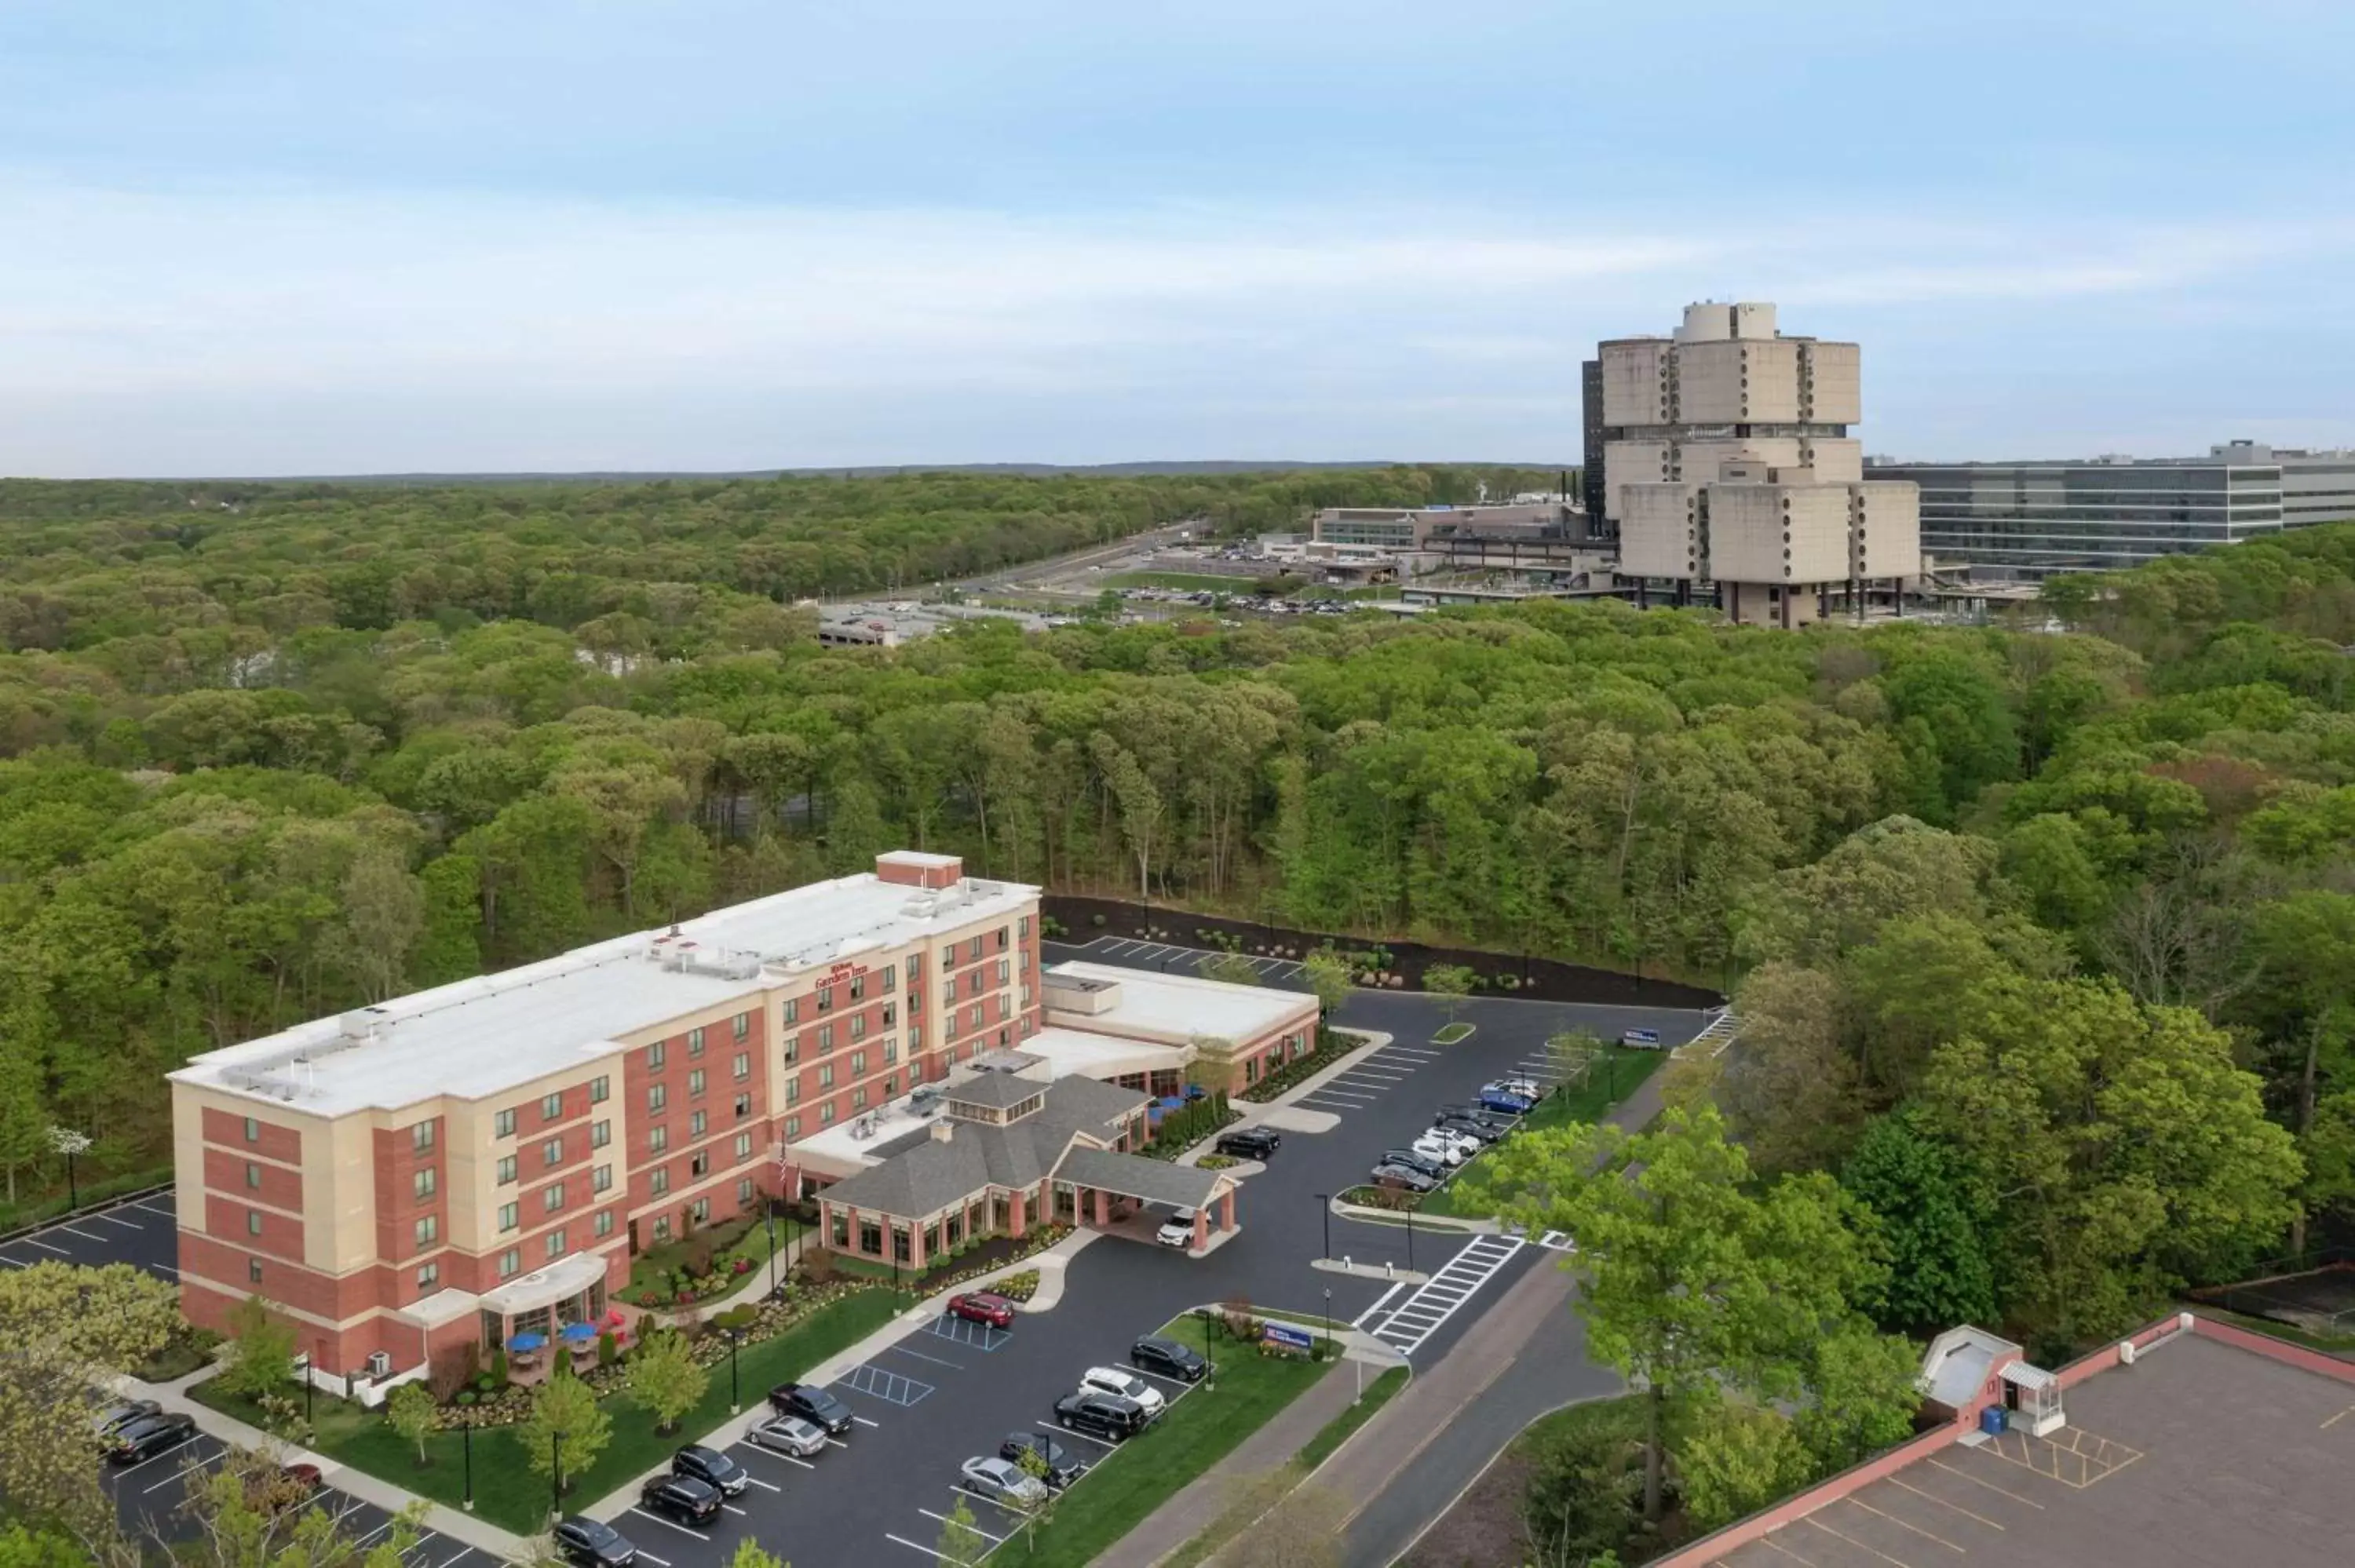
(479, 1252), (607, 1318)
(1053, 1147), (1230, 1211)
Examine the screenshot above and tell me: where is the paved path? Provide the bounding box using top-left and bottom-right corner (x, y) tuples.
(1090, 1353), (1369, 1568)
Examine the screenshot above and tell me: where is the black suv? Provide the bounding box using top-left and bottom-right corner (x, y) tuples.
(106, 1411), (196, 1464)
(1214, 1126), (1280, 1161)
(768, 1381), (855, 1435)
(1432, 1112), (1502, 1145)
(553, 1516), (638, 1567)
(999, 1431), (1085, 1488)
(1380, 1147), (1446, 1182)
(1053, 1390), (1145, 1441)
(637, 1474), (721, 1527)
(1437, 1103), (1512, 1135)
(671, 1443), (749, 1497)
(1130, 1336), (1210, 1383)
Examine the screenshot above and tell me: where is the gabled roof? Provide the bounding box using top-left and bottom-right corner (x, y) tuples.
(1920, 1324), (2022, 1409)
(816, 1074), (1151, 1222)
(1050, 1147), (1228, 1210)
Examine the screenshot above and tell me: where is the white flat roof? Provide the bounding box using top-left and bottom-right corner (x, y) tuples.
(1044, 961), (1316, 1045)
(171, 868), (1037, 1118)
(1022, 1026), (1192, 1082)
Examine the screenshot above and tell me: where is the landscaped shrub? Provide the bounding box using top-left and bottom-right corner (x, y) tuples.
(596, 1332), (617, 1369)
(993, 1269), (1042, 1304)
(488, 1347), (508, 1385)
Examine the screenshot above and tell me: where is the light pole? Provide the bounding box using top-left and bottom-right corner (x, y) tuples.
(49, 1127), (90, 1212)
(462, 1420), (474, 1511)
(1314, 1194), (1331, 1262)
(728, 1329), (742, 1413)
(765, 1204), (779, 1300)
(550, 1429), (562, 1526)
(1323, 1286), (1331, 1366)
(1404, 1204), (1415, 1274)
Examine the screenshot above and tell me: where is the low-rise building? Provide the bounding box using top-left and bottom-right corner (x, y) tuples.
(2209, 440), (2355, 531)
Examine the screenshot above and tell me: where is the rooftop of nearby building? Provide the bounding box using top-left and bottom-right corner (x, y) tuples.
(1042, 961), (1315, 1045)
(170, 858), (1038, 1117)
(812, 1073), (1150, 1220)
(1700, 1326), (2355, 1568)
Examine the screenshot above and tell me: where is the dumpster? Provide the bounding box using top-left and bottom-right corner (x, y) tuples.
(1979, 1404), (2006, 1436)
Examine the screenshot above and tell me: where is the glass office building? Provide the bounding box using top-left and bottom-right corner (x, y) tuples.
(1865, 459), (2285, 579)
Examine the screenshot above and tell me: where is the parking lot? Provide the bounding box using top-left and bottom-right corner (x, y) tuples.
(0, 1186), (181, 1280)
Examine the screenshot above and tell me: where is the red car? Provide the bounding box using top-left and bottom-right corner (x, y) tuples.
(946, 1292), (1016, 1329)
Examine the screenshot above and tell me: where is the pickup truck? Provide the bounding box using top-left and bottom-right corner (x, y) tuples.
(766, 1381), (855, 1435)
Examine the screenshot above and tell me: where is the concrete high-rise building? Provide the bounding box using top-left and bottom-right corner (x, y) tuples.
(1597, 302), (1919, 626)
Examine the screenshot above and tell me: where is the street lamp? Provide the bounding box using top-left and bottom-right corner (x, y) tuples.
(728, 1328), (742, 1413)
(49, 1126), (90, 1212)
(550, 1429), (563, 1526)
(765, 1203), (779, 1300)
(462, 1420), (474, 1511)
(1404, 1205), (1415, 1274)
(1323, 1286), (1332, 1366)
(1313, 1194), (1331, 1262)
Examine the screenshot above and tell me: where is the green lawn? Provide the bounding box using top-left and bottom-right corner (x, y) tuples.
(1100, 571), (1258, 593)
(1431, 1023), (1476, 1045)
(192, 1289), (902, 1534)
(1160, 1363), (1408, 1568)
(1420, 1046), (1666, 1218)
(1294, 1365), (1407, 1471)
(1010, 1319), (1336, 1568)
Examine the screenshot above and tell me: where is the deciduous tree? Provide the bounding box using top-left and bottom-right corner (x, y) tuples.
(626, 1329), (708, 1433)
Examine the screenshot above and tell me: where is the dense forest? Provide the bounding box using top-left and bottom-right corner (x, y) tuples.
(0, 469), (2350, 1360)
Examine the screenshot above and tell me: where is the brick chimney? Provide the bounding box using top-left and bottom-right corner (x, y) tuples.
(929, 1119), (955, 1143)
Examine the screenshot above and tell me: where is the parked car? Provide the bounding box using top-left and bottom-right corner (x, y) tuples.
(1409, 1132), (1469, 1167)
(1053, 1391), (1146, 1441)
(998, 1432), (1085, 1488)
(1486, 1075), (1542, 1100)
(1380, 1147), (1446, 1181)
(947, 1292), (1017, 1329)
(960, 1455), (1051, 1509)
(637, 1474), (721, 1527)
(1080, 1366), (1166, 1415)
(93, 1398), (161, 1440)
(748, 1414), (831, 1457)
(671, 1444), (749, 1497)
(1478, 1088), (1535, 1116)
(1427, 1123), (1483, 1154)
(106, 1411), (196, 1464)
(767, 1382), (855, 1435)
(1370, 1159), (1439, 1192)
(1156, 1209), (1198, 1248)
(1215, 1127), (1280, 1161)
(1437, 1102), (1513, 1132)
(246, 1462), (321, 1515)
(1432, 1112), (1503, 1146)
(1130, 1336), (1210, 1383)
(553, 1516), (638, 1567)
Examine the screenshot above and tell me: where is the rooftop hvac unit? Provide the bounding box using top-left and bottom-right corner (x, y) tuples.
(364, 1351), (391, 1378)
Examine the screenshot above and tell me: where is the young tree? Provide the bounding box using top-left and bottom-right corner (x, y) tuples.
(180, 1446), (427, 1568)
(519, 1366), (612, 1500)
(1462, 1105), (1883, 1523)
(1422, 964), (1476, 1023)
(1011, 1443), (1060, 1552)
(384, 1381), (438, 1467)
(626, 1329), (708, 1433)
(217, 1296), (299, 1404)
(1300, 948), (1354, 1019)
(1544, 1030), (1604, 1096)
(727, 1541), (791, 1568)
(935, 1492), (988, 1568)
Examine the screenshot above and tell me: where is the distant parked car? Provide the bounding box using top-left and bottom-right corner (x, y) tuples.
(767, 1382), (855, 1435)
(1371, 1159), (1439, 1193)
(1432, 1112), (1503, 1146)
(105, 1412), (195, 1464)
(960, 1455), (1051, 1509)
(637, 1474), (721, 1527)
(1478, 1088), (1535, 1116)
(748, 1414), (830, 1457)
(553, 1516), (638, 1568)
(1410, 1132), (1469, 1168)
(1053, 1391), (1146, 1441)
(1486, 1075), (1541, 1100)
(947, 1292), (1017, 1329)
(1079, 1366), (1165, 1417)
(1130, 1336), (1210, 1383)
(1380, 1147), (1447, 1182)
(93, 1398), (161, 1440)
(1215, 1127), (1280, 1161)
(1437, 1103), (1513, 1133)
(1156, 1209), (1198, 1248)
(999, 1432), (1085, 1488)
(671, 1444), (748, 1497)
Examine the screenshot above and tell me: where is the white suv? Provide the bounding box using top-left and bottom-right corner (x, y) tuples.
(1079, 1366), (1165, 1417)
(1410, 1132), (1469, 1167)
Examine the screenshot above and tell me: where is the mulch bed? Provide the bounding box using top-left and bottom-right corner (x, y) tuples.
(1042, 895), (1722, 1009)
(1401, 1448), (1535, 1568)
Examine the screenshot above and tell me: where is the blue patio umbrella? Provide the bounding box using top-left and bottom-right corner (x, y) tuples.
(506, 1332), (547, 1353)
(560, 1322), (598, 1344)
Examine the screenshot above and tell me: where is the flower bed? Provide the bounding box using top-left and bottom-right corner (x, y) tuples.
(805, 1224), (1072, 1295)
(992, 1268), (1042, 1304)
(1244, 1028), (1367, 1103)
(1338, 1183), (1423, 1212)
(1196, 1154), (1238, 1171)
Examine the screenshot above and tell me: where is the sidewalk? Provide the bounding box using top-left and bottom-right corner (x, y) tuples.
(1088, 1350), (1380, 1568)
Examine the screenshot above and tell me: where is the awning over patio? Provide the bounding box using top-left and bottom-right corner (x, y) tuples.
(393, 1287), (482, 1331)
(478, 1252), (608, 1318)
(1022, 1026), (1194, 1083)
(1052, 1147), (1231, 1210)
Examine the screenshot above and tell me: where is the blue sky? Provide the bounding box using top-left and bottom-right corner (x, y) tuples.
(4, 0), (2352, 476)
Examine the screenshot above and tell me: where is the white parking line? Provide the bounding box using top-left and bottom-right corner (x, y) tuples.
(739, 1475), (783, 1492)
(633, 1552), (672, 1568)
(24, 1238), (68, 1255)
(144, 1452), (214, 1494)
(57, 1223), (109, 1242)
(0, 1257), (24, 1267)
(1052, 1425), (1121, 1449)
(396, 1530), (440, 1561)
(885, 1535), (946, 1560)
(354, 1519), (396, 1548)
(1374, 1045), (1444, 1058)
(134, 1198), (180, 1218)
(1333, 1067), (1414, 1081)
(433, 1548), (476, 1568)
(150, 1263), (180, 1277)
(1371, 1235), (1527, 1357)
(626, 1507), (710, 1541)
(1120, 1363), (1193, 1386)
(922, 1506), (1005, 1543)
(94, 1211), (148, 1231)
(722, 1504), (749, 1516)
(111, 1436), (205, 1479)
(1303, 1085), (1379, 1100)
(736, 1443), (816, 1470)
(854, 1415), (882, 1428)
(1352, 1282), (1406, 1327)
(887, 1344), (963, 1369)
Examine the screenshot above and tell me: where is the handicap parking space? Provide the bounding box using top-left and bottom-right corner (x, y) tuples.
(838, 1361), (937, 1407)
(0, 1188), (182, 1279)
(925, 1312), (1012, 1352)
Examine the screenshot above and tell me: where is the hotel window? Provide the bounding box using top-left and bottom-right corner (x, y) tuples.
(690, 1151), (709, 1179)
(413, 1167), (436, 1201)
(783, 997), (798, 1024)
(244, 1161), (261, 1189)
(648, 1040), (666, 1071)
(737, 1176), (755, 1205)
(498, 1154), (517, 1185)
(243, 1116), (258, 1143)
(648, 1084), (667, 1114)
(786, 1077), (800, 1105)
(590, 1075), (608, 1103)
(246, 1209), (262, 1236)
(416, 1261), (440, 1293)
(690, 1110), (707, 1139)
(1018, 915), (1030, 940)
(784, 1031), (799, 1063)
(541, 1092), (562, 1121)
(884, 1041), (898, 1067)
(414, 1214), (438, 1247)
(785, 1115), (802, 1139)
(733, 1092), (753, 1121)
(651, 1167), (670, 1197)
(649, 1125), (670, 1153)
(591, 1119), (610, 1149)
(850, 1013), (866, 1041)
(945, 974), (958, 1001)
(1019, 949), (1030, 972)
(688, 1026), (705, 1056)
(247, 1259), (263, 1285)
(495, 1108), (516, 1139)
(882, 1001), (896, 1027)
(688, 1069), (706, 1098)
(997, 959), (1010, 984)
(543, 1183), (564, 1213)
(852, 1086), (867, 1112)
(820, 1103), (836, 1125)
(689, 1198), (709, 1226)
(733, 1132), (753, 1160)
(499, 1202), (518, 1232)
(733, 1011), (751, 1041)
(882, 964), (896, 993)
(997, 925), (1010, 950)
(1020, 983), (1032, 1008)
(498, 1248), (520, 1278)
(968, 1004), (984, 1030)
(594, 1209), (614, 1238)
(909, 989), (922, 1014)
(593, 1164), (612, 1194)
(733, 1051), (750, 1081)
(546, 1229), (565, 1260)
(850, 974), (866, 1001)
(817, 1023), (834, 1052)
(850, 1050), (867, 1077)
(910, 1024), (923, 1051)
(883, 1074), (897, 1099)
(542, 1137), (563, 1168)
(411, 1121), (436, 1154)
(942, 949), (954, 975)
(969, 935), (982, 961)
(819, 1063), (834, 1089)
(652, 1216), (673, 1242)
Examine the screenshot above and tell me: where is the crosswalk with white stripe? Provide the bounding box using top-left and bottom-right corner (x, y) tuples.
(1361, 1234), (1525, 1356)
